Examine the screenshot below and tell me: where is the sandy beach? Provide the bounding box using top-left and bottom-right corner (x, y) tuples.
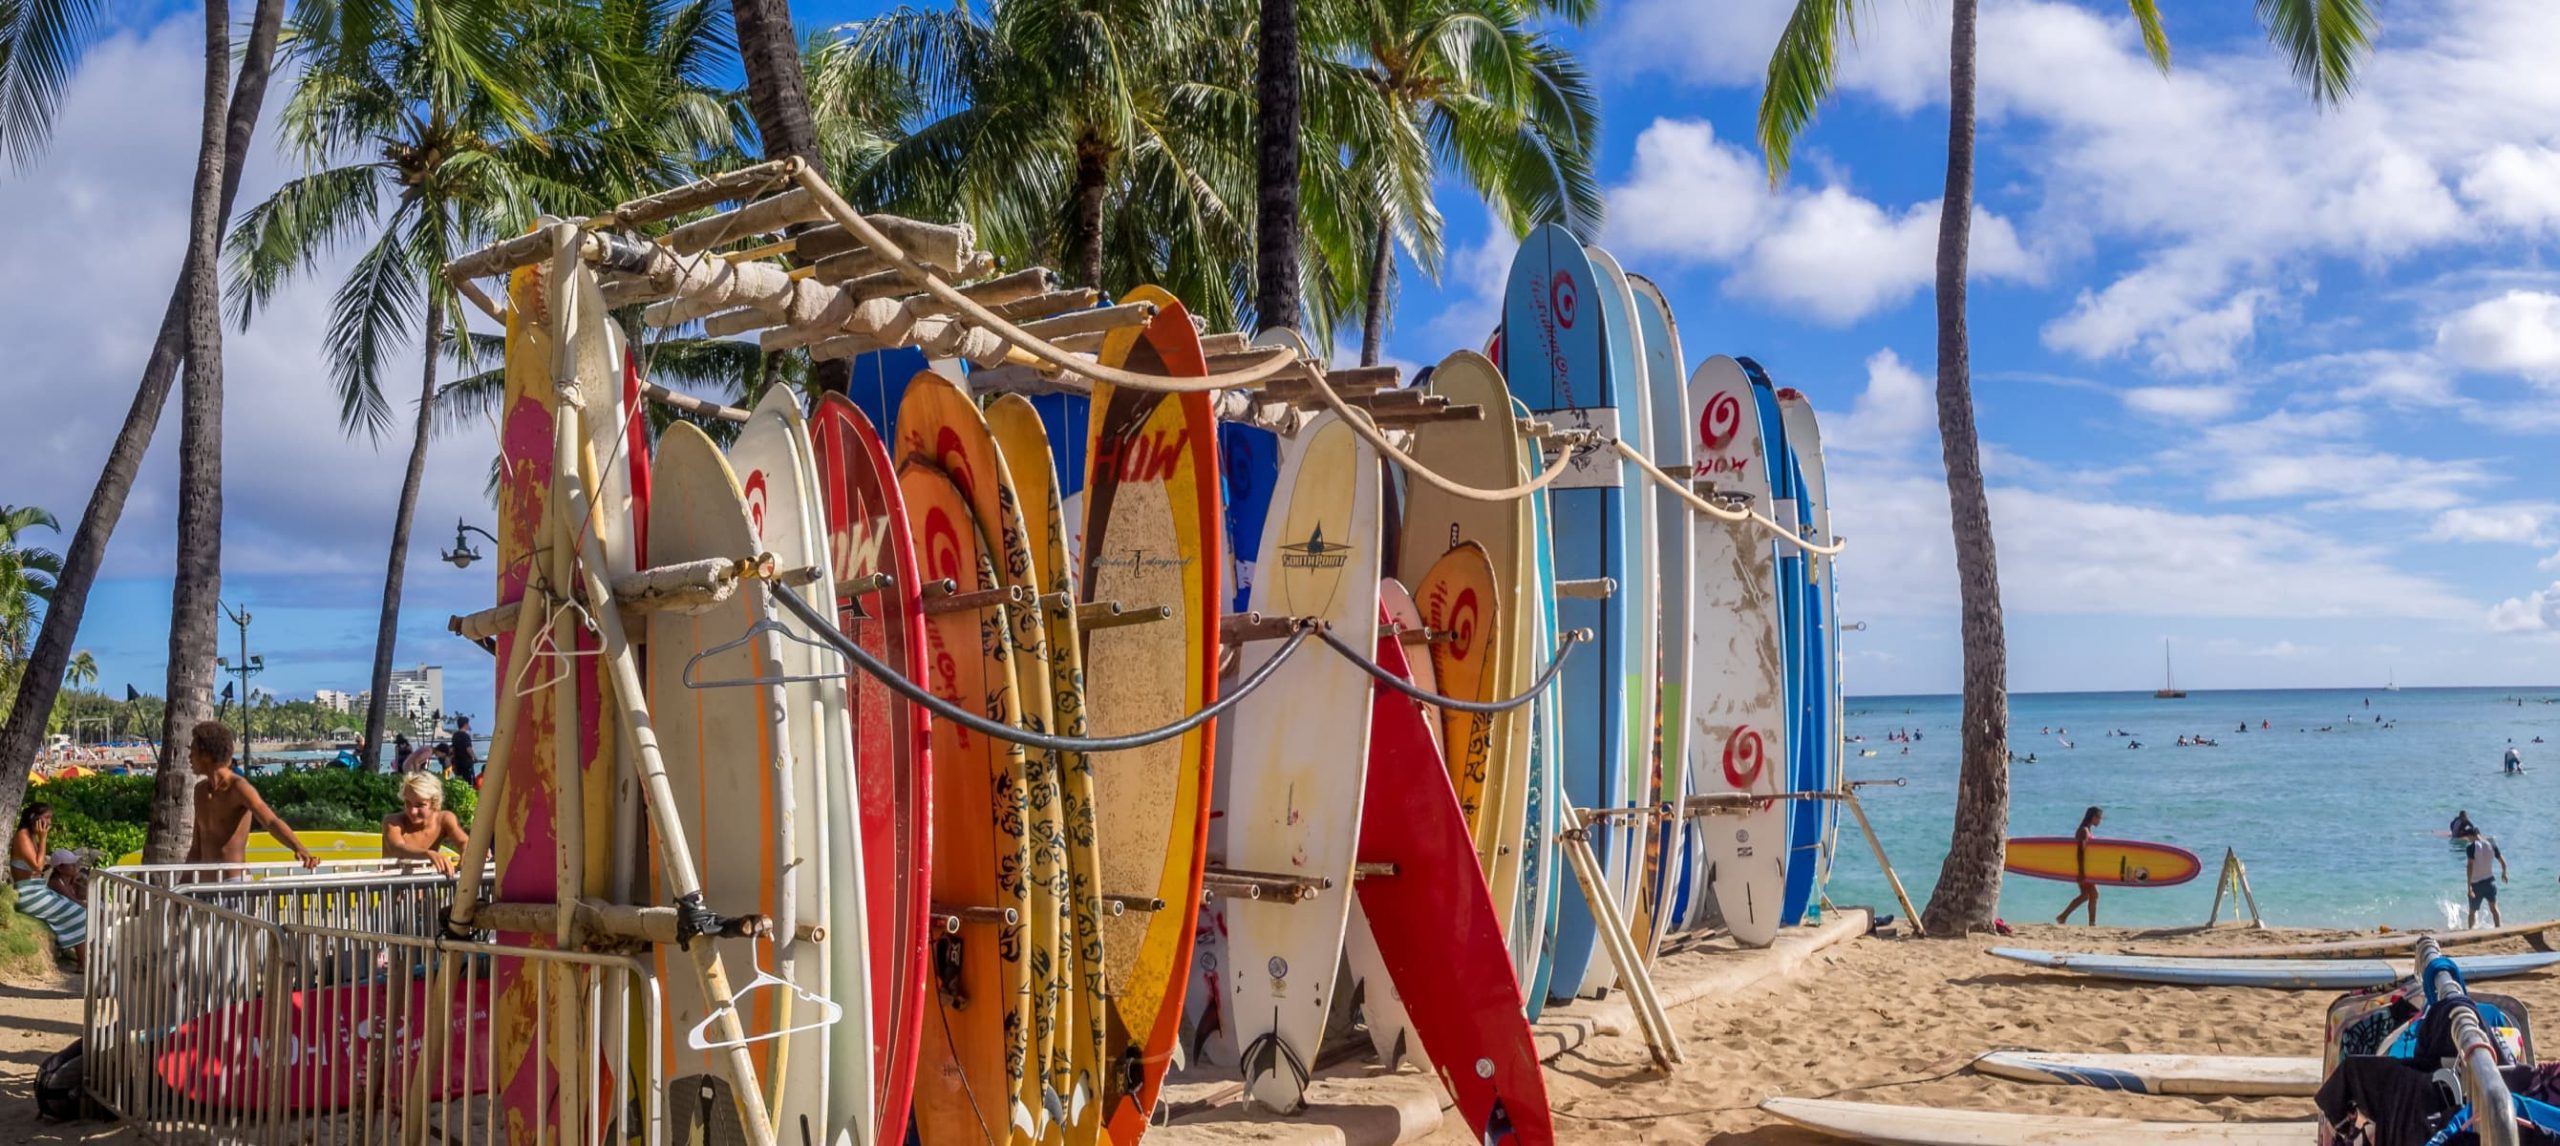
(9, 920), (2554, 1142)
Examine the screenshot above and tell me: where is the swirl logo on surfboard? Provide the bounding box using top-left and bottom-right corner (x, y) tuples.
(1693, 388), (1755, 480)
(1548, 271), (1578, 330)
(742, 469), (771, 541)
(1721, 726), (1767, 788)
(1444, 587), (1480, 659)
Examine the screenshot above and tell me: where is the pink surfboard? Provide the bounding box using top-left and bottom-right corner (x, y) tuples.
(155, 977), (495, 1111)
(1357, 609), (1556, 1145)
(809, 394), (933, 1138)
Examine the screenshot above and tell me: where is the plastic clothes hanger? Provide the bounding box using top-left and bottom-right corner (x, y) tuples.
(685, 946), (842, 1051)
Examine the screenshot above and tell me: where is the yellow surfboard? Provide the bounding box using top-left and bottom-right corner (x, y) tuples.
(987, 395), (1109, 1144)
(1417, 542), (1501, 852)
(114, 829), (387, 869)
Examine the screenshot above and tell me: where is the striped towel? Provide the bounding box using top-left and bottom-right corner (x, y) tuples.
(11, 879), (85, 949)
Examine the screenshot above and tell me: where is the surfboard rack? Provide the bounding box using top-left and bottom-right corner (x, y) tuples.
(1555, 803), (1686, 1071)
(1382, 622), (1452, 645)
(1221, 611), (1311, 643)
(932, 903), (1022, 929)
(446, 554), (771, 641)
(1100, 893), (1165, 913)
(2204, 848), (2266, 928)
(470, 897), (773, 949)
(1554, 577), (1617, 600)
(1201, 866), (1331, 903)
(921, 582), (1031, 615)
(1078, 600), (1175, 630)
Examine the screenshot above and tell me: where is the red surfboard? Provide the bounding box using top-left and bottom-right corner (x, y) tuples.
(155, 977), (495, 1111)
(1359, 609), (1556, 1145)
(809, 394), (934, 1137)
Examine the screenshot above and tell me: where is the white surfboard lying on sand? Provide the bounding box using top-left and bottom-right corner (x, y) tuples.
(1973, 1051), (2321, 1096)
(1761, 1097), (2312, 1144)
(1990, 946), (2560, 988)
(2121, 919), (2560, 959)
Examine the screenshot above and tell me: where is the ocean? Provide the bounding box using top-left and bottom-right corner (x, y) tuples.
(1822, 686), (2560, 930)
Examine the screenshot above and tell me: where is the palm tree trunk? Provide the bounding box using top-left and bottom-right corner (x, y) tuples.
(147, 0), (237, 863)
(1918, 0), (2009, 937)
(0, 0), (284, 842)
(1360, 218), (1391, 366)
(728, 0), (851, 395)
(1067, 139), (1110, 291)
(360, 296), (445, 770)
(1253, 0), (1302, 333)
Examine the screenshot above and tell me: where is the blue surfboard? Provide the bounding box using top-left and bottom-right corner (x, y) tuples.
(1741, 358), (1827, 927)
(1499, 224), (1627, 1004)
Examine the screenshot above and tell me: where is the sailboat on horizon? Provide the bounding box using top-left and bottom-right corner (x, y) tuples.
(2386, 666), (2401, 692)
(2155, 639), (2187, 699)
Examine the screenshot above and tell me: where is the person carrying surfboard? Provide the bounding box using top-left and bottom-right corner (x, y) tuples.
(2461, 827), (2510, 928)
(186, 721), (318, 871)
(2054, 807), (2103, 926)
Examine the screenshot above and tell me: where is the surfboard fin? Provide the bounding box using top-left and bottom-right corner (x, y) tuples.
(1239, 1021), (1313, 1113)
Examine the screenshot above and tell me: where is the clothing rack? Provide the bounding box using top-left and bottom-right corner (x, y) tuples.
(2418, 935), (2521, 1146)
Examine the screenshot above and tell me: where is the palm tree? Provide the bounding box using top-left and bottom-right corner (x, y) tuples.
(0, 0), (285, 855)
(1758, 0), (2373, 935)
(0, 506), (62, 665)
(63, 651), (95, 691)
(0, 0), (100, 169)
(1323, 0), (1601, 364)
(1255, 0), (1303, 334)
(228, 0), (729, 768)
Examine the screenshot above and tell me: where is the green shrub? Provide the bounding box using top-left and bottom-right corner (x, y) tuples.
(27, 769), (475, 860)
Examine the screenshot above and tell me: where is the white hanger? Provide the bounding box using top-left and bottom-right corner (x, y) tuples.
(685, 947), (842, 1051)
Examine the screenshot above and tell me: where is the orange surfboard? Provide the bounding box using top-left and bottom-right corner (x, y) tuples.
(2005, 838), (2203, 887)
(1417, 542), (1501, 856)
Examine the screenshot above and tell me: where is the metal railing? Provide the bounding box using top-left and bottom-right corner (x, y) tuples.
(85, 870), (662, 1145)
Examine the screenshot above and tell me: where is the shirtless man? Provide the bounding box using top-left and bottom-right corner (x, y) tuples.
(186, 721), (317, 869)
(381, 772), (468, 874)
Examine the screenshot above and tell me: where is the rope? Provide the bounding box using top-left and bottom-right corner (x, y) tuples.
(1612, 438), (1846, 557)
(1294, 368), (1583, 502)
(1313, 626), (1588, 714)
(769, 582), (1315, 753)
(784, 162), (1300, 395)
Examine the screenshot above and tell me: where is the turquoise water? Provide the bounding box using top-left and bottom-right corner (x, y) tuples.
(1822, 686), (2560, 930)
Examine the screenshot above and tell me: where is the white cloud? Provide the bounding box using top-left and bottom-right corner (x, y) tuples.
(2490, 583), (2560, 633)
(2121, 385), (2244, 421)
(1603, 119), (2037, 325)
(2460, 145), (2560, 234)
(2428, 506), (2551, 545)
(1825, 350), (1934, 455)
(2181, 408), (2492, 513)
(2436, 291), (2560, 381)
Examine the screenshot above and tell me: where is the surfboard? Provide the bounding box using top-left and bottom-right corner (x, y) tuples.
(1988, 947), (2560, 988)
(731, 388), (860, 1143)
(898, 459), (1036, 1145)
(1684, 357), (1790, 947)
(1398, 351), (1529, 926)
(1738, 358), (1822, 931)
(1348, 581), (1433, 1068)
(2005, 838), (2204, 887)
(1775, 387), (1842, 914)
(114, 829), (387, 869)
(1082, 286), (1223, 1143)
(2126, 920), (2560, 959)
(1973, 1051), (2321, 1096)
(1499, 224), (1627, 1005)
(809, 394), (932, 1142)
(154, 977), (495, 1110)
(492, 254), (628, 1141)
(647, 422), (822, 1144)
(1760, 1098), (2312, 1144)
(1517, 401), (1565, 1013)
(1627, 273), (1692, 960)
(1225, 411), (1381, 1113)
(987, 392), (1109, 1140)
(1583, 247), (1659, 980)
(1417, 543), (1501, 857)
(896, 372), (1067, 1140)
(1356, 605), (1556, 1145)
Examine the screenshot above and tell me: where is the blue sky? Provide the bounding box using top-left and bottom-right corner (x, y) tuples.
(10, 0), (2560, 717)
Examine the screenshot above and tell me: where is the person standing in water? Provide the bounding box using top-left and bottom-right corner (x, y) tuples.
(2505, 745), (2524, 775)
(2056, 806), (2104, 925)
(2461, 826), (2509, 928)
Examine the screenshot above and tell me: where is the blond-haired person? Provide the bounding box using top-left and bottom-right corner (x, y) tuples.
(382, 773), (468, 875)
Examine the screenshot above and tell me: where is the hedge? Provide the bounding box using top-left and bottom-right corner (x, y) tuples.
(25, 770), (477, 860)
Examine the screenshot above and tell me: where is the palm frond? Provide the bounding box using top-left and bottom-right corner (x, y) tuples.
(2255, 0), (2373, 105)
(2124, 0), (2170, 71)
(325, 221), (423, 440)
(1758, 0), (1861, 183)
(0, 0), (101, 169)
(225, 163), (386, 324)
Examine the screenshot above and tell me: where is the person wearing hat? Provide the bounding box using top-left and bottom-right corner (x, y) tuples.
(44, 849), (83, 905)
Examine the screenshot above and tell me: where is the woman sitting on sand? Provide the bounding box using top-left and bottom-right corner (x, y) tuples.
(381, 773), (468, 875)
(9, 803), (84, 969)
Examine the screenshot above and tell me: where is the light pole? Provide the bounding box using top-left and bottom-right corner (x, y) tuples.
(216, 602), (264, 764)
(441, 519), (500, 569)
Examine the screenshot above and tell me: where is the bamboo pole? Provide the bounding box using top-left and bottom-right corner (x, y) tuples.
(1558, 802), (1685, 1069)
(1842, 789), (1923, 931)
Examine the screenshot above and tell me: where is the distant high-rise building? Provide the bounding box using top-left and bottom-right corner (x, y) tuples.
(314, 689), (356, 713)
(388, 665), (444, 725)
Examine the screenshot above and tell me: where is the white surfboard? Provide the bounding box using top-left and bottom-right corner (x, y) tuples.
(1685, 357), (1790, 947)
(1761, 1097), (2313, 1144)
(1581, 246), (1658, 995)
(1223, 412), (1382, 1113)
(648, 422), (829, 1142)
(730, 391), (864, 1140)
(1973, 1051), (2321, 1097)
(1627, 273), (1692, 960)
